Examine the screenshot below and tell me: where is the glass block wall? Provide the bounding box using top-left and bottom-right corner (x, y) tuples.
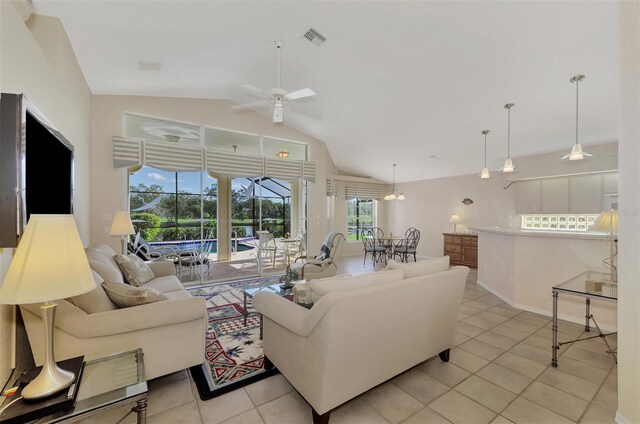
(521, 214), (599, 231)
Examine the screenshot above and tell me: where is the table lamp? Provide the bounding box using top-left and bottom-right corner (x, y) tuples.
(591, 209), (618, 283)
(449, 214), (461, 233)
(109, 211), (135, 255)
(0, 215), (94, 399)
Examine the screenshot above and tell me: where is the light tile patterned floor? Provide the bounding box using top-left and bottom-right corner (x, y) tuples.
(88, 256), (617, 424)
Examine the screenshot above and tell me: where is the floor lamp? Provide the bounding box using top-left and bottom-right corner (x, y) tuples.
(0, 215), (95, 399)
(592, 209), (618, 283)
(110, 211), (135, 255)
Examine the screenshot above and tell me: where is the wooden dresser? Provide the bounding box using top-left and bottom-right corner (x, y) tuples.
(443, 233), (478, 268)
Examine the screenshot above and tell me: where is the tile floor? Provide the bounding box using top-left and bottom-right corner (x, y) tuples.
(88, 256), (617, 424)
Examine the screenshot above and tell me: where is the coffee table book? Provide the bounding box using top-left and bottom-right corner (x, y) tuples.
(0, 356), (84, 424)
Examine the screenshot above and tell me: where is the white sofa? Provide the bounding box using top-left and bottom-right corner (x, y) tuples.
(21, 244), (207, 380)
(253, 257), (469, 423)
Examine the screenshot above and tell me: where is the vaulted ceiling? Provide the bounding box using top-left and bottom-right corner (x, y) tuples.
(32, 1), (619, 183)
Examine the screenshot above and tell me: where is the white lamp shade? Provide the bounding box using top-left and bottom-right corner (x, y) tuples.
(109, 211), (135, 236)
(397, 193), (406, 200)
(480, 167), (491, 179)
(502, 158), (515, 173)
(0, 215), (95, 305)
(449, 214), (461, 224)
(591, 209), (618, 233)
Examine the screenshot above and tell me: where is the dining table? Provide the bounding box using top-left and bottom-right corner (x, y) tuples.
(377, 235), (407, 259)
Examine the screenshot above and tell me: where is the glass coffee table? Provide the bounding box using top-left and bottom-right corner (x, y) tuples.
(244, 284), (294, 339)
(1, 349), (148, 423)
(552, 271), (618, 367)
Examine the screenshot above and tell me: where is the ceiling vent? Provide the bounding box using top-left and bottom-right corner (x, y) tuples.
(301, 28), (326, 48)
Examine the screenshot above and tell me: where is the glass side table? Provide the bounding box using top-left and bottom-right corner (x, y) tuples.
(42, 349), (147, 423)
(552, 271), (618, 368)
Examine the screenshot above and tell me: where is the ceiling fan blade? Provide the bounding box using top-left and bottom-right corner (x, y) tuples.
(232, 100), (271, 110)
(286, 88), (316, 100)
(241, 84), (271, 99)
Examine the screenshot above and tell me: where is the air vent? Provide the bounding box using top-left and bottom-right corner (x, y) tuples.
(301, 28), (326, 48)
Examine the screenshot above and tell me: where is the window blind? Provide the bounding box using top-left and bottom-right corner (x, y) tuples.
(144, 141), (204, 172)
(302, 161), (316, 183)
(113, 137), (142, 168)
(345, 185), (382, 201)
(265, 158), (303, 180)
(206, 150), (264, 177)
(326, 179), (336, 196)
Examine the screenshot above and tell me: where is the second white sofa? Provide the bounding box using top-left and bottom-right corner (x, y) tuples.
(253, 256), (469, 423)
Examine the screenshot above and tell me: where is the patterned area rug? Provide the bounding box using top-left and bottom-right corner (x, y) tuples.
(188, 276), (283, 400)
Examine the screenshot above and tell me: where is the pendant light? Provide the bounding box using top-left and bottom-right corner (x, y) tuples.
(562, 75), (592, 160)
(480, 130), (491, 179)
(502, 103), (515, 173)
(384, 164), (405, 201)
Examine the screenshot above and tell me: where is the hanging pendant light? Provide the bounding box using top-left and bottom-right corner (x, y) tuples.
(502, 103), (516, 173)
(480, 130), (491, 179)
(562, 75), (593, 160)
(384, 164), (405, 201)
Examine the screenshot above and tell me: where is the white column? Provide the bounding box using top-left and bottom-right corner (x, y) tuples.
(617, 2), (640, 423)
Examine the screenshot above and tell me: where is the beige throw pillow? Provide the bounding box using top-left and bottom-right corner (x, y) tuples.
(68, 270), (118, 314)
(114, 254), (155, 287)
(102, 280), (168, 308)
(309, 268), (404, 302)
(385, 257), (450, 279)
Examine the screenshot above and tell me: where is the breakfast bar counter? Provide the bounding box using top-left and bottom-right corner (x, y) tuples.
(470, 227), (617, 329)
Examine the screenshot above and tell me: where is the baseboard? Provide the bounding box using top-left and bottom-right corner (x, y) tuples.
(615, 411), (632, 424)
(476, 279), (617, 332)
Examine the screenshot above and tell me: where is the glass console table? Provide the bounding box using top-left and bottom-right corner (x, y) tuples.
(552, 271), (617, 367)
(1, 349), (148, 423)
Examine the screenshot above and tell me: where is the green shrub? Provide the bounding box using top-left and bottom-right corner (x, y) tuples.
(131, 213), (161, 240)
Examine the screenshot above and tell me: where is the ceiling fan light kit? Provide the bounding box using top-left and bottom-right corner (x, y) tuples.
(502, 103), (516, 173)
(232, 41), (316, 123)
(562, 74), (592, 160)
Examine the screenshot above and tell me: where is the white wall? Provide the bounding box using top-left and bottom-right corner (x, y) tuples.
(0, 4), (92, 385)
(616, 2), (640, 422)
(91, 95), (336, 255)
(388, 142), (617, 259)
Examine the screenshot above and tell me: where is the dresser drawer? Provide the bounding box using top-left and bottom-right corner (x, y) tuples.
(444, 244), (462, 254)
(444, 235), (461, 245)
(461, 236), (478, 246)
(447, 252), (462, 263)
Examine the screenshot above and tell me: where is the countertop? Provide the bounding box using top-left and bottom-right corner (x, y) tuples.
(469, 226), (611, 240)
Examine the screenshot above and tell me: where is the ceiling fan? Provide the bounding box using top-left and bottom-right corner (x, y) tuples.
(232, 41), (316, 123)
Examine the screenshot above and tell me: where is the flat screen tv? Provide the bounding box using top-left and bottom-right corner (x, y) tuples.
(0, 93), (74, 247)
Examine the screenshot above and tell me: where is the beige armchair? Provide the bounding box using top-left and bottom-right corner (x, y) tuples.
(291, 232), (344, 280)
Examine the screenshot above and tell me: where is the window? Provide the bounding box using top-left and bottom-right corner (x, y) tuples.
(347, 198), (375, 241)
(129, 166), (214, 241)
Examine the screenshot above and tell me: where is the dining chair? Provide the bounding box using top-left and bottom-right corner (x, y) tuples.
(362, 228), (387, 266)
(394, 229), (420, 262)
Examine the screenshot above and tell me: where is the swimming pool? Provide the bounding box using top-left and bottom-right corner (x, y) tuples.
(150, 239), (255, 254)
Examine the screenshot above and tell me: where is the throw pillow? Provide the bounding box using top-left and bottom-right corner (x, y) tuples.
(114, 254), (155, 287)
(309, 268), (403, 302)
(385, 256), (450, 279)
(68, 270), (118, 314)
(102, 280), (168, 308)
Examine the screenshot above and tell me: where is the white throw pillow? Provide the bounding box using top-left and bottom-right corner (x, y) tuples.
(114, 254), (156, 287)
(385, 257), (450, 279)
(102, 280), (168, 308)
(309, 268), (404, 302)
(68, 270), (118, 314)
